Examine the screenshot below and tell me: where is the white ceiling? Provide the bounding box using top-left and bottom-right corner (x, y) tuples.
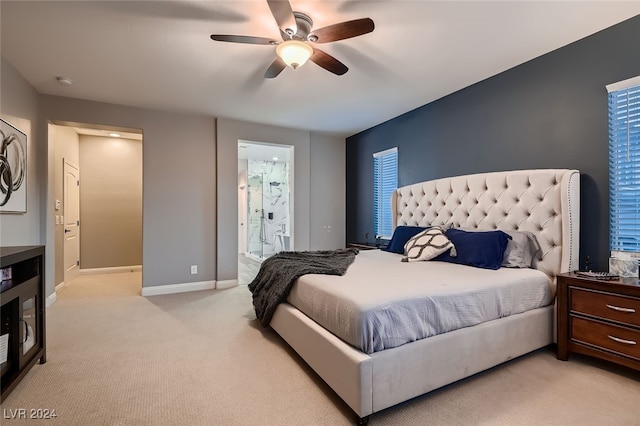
(2, 1), (639, 137)
(73, 127), (143, 141)
(238, 141), (292, 162)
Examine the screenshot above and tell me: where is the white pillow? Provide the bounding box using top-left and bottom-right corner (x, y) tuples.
(502, 230), (542, 268)
(402, 227), (455, 262)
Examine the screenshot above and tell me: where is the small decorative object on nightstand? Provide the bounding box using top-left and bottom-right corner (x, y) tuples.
(609, 254), (639, 278)
(556, 272), (640, 371)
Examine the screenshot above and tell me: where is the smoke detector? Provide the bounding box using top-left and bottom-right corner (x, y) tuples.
(56, 76), (73, 86)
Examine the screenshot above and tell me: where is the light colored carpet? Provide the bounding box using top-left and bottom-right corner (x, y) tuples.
(1, 272), (639, 425)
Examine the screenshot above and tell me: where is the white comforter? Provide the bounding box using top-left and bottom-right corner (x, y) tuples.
(287, 249), (553, 354)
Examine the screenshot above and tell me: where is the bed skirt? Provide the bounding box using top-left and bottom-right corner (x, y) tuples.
(271, 302), (554, 417)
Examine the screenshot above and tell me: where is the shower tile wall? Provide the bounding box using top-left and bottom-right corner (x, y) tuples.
(247, 175), (264, 257)
(247, 160), (290, 258)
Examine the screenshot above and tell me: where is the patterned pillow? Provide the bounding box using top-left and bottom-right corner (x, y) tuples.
(402, 227), (455, 262)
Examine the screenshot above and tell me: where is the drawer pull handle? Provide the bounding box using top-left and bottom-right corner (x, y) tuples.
(605, 304), (636, 313)
(607, 335), (637, 346)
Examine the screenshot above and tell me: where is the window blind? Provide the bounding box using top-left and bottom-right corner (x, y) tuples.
(608, 79), (640, 253)
(373, 147), (398, 239)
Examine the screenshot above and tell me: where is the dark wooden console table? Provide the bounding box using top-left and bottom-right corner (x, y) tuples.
(1, 245), (47, 402)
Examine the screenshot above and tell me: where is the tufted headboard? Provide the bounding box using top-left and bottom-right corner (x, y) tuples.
(391, 169), (580, 280)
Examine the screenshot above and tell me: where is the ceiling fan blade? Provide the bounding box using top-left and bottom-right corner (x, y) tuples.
(310, 18), (374, 43)
(210, 34), (278, 45)
(264, 57), (287, 79)
(310, 48), (348, 76)
(267, 0), (296, 34)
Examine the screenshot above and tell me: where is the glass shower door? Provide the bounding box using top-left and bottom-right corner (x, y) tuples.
(247, 174), (264, 259)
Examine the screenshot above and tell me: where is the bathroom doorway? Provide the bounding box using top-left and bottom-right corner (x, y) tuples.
(237, 141), (293, 284)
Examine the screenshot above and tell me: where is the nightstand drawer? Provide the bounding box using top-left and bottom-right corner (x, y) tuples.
(571, 288), (640, 327)
(572, 316), (640, 360)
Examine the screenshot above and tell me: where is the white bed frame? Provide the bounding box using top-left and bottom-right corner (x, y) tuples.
(271, 169), (580, 423)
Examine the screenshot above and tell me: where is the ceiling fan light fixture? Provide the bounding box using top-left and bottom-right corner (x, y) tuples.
(276, 40), (313, 69)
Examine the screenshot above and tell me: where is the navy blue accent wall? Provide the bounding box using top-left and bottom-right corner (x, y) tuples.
(346, 16), (640, 270)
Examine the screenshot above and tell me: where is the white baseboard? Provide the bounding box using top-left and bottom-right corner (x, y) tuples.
(141, 280), (216, 297)
(55, 281), (66, 292)
(216, 279), (238, 289)
(46, 292), (57, 307)
(80, 265), (142, 275)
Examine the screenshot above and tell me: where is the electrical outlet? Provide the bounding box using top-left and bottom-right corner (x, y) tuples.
(190, 265), (197, 275)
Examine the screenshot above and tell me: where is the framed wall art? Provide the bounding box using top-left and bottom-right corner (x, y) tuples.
(1, 118), (27, 213)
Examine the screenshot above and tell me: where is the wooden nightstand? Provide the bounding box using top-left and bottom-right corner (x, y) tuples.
(347, 243), (382, 251)
(556, 272), (640, 371)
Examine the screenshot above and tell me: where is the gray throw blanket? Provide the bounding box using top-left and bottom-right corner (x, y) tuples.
(248, 248), (358, 327)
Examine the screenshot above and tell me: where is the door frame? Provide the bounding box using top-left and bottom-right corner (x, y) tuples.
(237, 141), (294, 260)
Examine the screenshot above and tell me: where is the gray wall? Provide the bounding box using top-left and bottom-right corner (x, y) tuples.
(217, 119), (347, 282)
(40, 95), (216, 292)
(0, 58), (43, 247)
(346, 16), (640, 271)
(79, 135), (142, 269)
(310, 133), (346, 250)
(216, 118), (311, 282)
(2, 58), (346, 298)
(52, 124), (79, 285)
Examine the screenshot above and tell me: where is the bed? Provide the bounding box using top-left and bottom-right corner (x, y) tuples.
(268, 169), (580, 424)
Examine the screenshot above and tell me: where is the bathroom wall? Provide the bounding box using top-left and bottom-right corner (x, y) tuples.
(248, 159), (290, 257)
(247, 173), (263, 257)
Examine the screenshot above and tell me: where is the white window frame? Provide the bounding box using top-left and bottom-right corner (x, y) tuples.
(373, 147), (398, 240)
(607, 76), (640, 255)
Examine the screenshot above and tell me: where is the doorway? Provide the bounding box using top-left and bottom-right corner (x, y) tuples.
(237, 141), (293, 284)
(51, 123), (143, 293)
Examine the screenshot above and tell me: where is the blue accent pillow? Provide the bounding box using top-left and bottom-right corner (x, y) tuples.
(435, 228), (510, 270)
(383, 226), (427, 254)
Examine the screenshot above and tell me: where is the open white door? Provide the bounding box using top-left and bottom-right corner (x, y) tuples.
(64, 160), (80, 284)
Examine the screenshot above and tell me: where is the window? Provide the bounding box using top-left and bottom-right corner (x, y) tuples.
(607, 76), (640, 254)
(373, 147), (398, 239)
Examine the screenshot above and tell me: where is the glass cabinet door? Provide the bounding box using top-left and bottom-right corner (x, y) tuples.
(21, 294), (38, 359)
(0, 299), (18, 378)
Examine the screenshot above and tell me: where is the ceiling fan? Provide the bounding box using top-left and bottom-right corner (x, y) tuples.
(210, 0), (374, 78)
